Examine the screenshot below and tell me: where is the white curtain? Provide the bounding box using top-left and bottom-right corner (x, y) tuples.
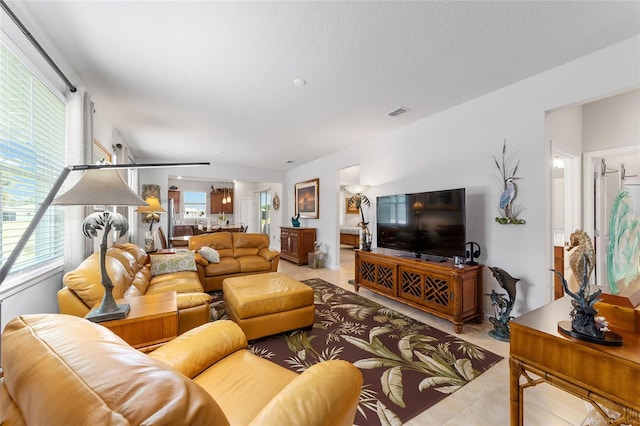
(63, 87), (94, 272)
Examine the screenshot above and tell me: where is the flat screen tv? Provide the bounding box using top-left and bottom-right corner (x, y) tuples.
(376, 188), (466, 260)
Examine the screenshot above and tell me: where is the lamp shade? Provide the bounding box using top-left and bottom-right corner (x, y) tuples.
(135, 196), (166, 213)
(52, 169), (147, 206)
(344, 184), (372, 195)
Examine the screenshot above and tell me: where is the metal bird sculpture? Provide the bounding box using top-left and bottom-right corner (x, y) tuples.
(499, 177), (516, 209)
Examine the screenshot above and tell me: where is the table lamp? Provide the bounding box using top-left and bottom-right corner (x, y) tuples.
(0, 161), (209, 323)
(52, 167), (148, 321)
(135, 196), (166, 252)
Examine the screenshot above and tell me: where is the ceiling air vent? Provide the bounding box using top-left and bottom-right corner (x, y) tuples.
(386, 106), (411, 117)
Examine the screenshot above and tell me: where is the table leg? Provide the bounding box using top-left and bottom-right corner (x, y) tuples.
(509, 357), (523, 426)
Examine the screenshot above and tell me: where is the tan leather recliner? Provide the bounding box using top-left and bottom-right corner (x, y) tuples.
(1, 314), (363, 426)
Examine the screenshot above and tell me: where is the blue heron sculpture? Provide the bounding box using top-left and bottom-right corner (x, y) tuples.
(499, 177), (516, 209)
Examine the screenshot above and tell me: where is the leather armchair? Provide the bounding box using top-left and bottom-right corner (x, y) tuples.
(1, 314), (363, 426)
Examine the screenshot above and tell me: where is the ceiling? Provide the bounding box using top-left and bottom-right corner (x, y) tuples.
(5, 1), (640, 171)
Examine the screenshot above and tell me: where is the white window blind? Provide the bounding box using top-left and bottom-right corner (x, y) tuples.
(0, 43), (66, 276)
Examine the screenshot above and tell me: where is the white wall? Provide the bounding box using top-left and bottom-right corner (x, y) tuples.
(583, 89), (640, 152)
(286, 36), (640, 317)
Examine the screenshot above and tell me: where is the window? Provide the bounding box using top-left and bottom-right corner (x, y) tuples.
(183, 191), (206, 218)
(0, 43), (66, 276)
(377, 194), (408, 224)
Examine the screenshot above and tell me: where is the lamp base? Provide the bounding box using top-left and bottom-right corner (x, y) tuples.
(86, 303), (131, 323)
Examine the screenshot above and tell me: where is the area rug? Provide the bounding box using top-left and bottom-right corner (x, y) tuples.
(210, 278), (503, 426)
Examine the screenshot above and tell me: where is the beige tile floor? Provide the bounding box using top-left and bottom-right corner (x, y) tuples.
(279, 248), (594, 426)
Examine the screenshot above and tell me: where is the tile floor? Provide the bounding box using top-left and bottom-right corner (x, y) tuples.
(278, 248), (594, 426)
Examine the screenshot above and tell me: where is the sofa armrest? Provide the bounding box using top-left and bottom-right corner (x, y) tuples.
(249, 360), (363, 426)
(194, 252), (209, 267)
(176, 292), (211, 310)
(258, 248), (279, 262)
(148, 320), (247, 378)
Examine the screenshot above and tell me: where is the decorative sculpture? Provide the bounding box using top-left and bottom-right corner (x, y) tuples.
(348, 192), (372, 251)
(567, 229), (595, 287)
(291, 213), (300, 227)
(486, 266), (520, 341)
(550, 254), (622, 345)
(492, 139), (525, 224)
(607, 187), (640, 294)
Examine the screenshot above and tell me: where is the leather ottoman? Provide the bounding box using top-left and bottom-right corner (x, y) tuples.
(223, 272), (315, 340)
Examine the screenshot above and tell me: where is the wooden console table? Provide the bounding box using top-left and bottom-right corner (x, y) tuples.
(354, 248), (483, 333)
(87, 291), (178, 352)
(510, 297), (640, 425)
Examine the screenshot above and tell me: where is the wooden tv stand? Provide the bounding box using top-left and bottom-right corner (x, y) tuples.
(354, 248), (483, 333)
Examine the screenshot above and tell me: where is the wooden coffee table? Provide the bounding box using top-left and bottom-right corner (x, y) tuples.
(86, 291), (178, 352)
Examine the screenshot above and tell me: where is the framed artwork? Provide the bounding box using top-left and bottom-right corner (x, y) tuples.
(294, 178), (319, 219)
(346, 197), (359, 214)
(140, 184), (161, 223)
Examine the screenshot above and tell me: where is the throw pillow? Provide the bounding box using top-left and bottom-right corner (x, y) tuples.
(199, 246), (220, 263)
(150, 251), (197, 276)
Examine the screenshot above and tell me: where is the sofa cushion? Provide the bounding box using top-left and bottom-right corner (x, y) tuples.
(147, 271), (204, 294)
(131, 267), (151, 294)
(233, 233), (269, 258)
(105, 247), (138, 282)
(199, 246), (220, 263)
(238, 256), (273, 273)
(112, 243), (148, 268)
(63, 253), (129, 308)
(150, 252), (197, 276)
(2, 314), (229, 426)
(189, 233), (234, 258)
(205, 257), (241, 276)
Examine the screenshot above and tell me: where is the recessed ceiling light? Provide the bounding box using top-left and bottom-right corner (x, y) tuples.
(293, 79), (306, 86)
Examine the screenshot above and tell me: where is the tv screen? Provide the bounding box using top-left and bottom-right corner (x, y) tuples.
(376, 188), (466, 259)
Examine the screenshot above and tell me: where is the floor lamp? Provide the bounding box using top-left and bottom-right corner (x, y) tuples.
(0, 162), (209, 322)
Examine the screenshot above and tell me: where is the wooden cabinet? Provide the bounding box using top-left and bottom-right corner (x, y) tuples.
(168, 191), (181, 213)
(280, 227), (316, 265)
(355, 248), (483, 333)
(210, 192), (233, 214)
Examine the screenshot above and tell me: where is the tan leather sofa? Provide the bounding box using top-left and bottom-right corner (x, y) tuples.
(1, 314), (363, 426)
(189, 232), (280, 292)
(58, 243), (211, 335)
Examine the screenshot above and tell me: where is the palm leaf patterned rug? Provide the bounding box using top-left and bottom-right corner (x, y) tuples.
(209, 278), (502, 426)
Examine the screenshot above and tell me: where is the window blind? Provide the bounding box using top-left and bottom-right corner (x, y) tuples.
(0, 43), (66, 276)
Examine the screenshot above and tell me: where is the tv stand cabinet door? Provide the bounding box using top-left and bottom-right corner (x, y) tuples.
(399, 266), (453, 315)
(357, 253), (397, 296)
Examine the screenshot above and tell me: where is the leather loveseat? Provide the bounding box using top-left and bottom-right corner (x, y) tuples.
(0, 314), (363, 426)
(189, 232), (280, 292)
(58, 243), (211, 335)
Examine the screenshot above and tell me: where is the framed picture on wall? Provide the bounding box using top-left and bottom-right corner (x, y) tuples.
(294, 178), (319, 219)
(346, 197), (359, 214)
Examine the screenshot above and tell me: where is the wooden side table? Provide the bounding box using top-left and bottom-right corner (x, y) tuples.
(510, 297), (640, 425)
(86, 291), (178, 352)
